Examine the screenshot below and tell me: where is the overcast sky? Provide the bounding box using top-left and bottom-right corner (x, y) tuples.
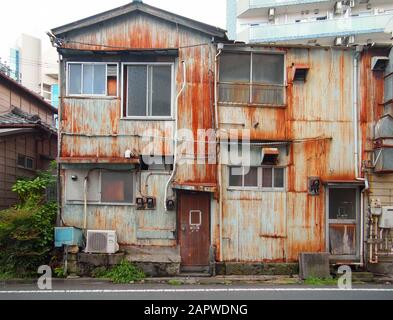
(0, 0), (227, 63)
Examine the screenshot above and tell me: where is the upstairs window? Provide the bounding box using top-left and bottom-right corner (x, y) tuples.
(219, 51), (285, 106)
(124, 63), (173, 118)
(67, 63), (118, 96)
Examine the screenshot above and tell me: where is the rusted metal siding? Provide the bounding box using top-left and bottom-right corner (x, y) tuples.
(218, 47), (357, 262)
(59, 12), (217, 246)
(62, 171), (176, 246)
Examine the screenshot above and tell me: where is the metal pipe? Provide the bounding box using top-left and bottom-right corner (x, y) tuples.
(164, 60), (186, 211)
(83, 176), (88, 231)
(214, 46), (224, 262)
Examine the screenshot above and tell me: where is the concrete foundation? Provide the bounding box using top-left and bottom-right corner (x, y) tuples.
(215, 262), (299, 276)
(299, 253), (330, 279)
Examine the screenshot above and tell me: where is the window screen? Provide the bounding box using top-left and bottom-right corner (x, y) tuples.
(252, 53), (284, 85)
(126, 64), (172, 117)
(220, 53), (251, 83)
(127, 65), (147, 117)
(101, 172), (134, 204)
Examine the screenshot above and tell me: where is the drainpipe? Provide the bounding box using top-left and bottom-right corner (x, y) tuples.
(83, 176), (88, 232)
(354, 50), (365, 267)
(164, 60), (186, 211)
(214, 45), (223, 261)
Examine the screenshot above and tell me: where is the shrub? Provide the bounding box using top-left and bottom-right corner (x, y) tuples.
(101, 260), (145, 284)
(0, 163), (57, 276)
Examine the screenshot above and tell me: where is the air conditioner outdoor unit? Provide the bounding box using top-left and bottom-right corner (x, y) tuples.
(334, 1), (344, 14)
(268, 8), (276, 21)
(86, 230), (119, 254)
(334, 37), (344, 46)
(379, 207), (393, 229)
(345, 35), (355, 45)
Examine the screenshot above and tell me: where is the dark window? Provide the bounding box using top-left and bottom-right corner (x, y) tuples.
(126, 64), (172, 117)
(229, 167), (243, 187)
(229, 166), (285, 189)
(17, 154), (34, 170)
(329, 188), (357, 220)
(262, 167), (273, 188)
(101, 172), (134, 204)
(219, 52), (285, 105)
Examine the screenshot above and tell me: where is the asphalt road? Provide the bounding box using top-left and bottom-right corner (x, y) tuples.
(1, 281), (393, 300)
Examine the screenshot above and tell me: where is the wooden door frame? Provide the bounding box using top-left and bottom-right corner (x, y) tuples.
(177, 190), (211, 267)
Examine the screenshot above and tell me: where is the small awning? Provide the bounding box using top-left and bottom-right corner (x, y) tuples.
(323, 180), (366, 187)
(173, 183), (217, 193)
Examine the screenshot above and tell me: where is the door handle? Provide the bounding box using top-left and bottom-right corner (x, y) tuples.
(181, 224), (187, 232)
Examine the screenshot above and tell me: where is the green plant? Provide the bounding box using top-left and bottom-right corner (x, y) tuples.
(0, 164), (58, 276)
(91, 267), (109, 279)
(168, 279), (183, 286)
(303, 276), (337, 286)
(54, 267), (66, 278)
(102, 260), (145, 284)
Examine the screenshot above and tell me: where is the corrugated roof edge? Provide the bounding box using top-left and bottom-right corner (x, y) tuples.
(51, 1), (228, 40)
(0, 73), (57, 114)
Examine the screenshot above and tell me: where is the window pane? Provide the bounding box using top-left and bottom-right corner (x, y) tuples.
(151, 65), (171, 116)
(17, 154), (25, 167)
(101, 172), (134, 203)
(69, 64), (81, 94)
(244, 167), (258, 187)
(93, 64), (106, 95)
(252, 53), (284, 85)
(274, 168), (284, 188)
(83, 64), (93, 94)
(127, 66), (147, 116)
(220, 53), (251, 83)
(229, 167), (243, 187)
(262, 168), (273, 188)
(329, 189), (357, 220)
(26, 158), (33, 169)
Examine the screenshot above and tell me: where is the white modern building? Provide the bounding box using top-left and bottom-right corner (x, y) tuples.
(9, 34), (59, 106)
(227, 0), (393, 45)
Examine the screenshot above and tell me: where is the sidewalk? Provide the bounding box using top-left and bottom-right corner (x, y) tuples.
(1, 274), (393, 286)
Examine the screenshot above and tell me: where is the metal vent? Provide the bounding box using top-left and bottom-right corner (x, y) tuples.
(107, 65), (117, 77)
(86, 230), (119, 254)
(88, 232), (108, 252)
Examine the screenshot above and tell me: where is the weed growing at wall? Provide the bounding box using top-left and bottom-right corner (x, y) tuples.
(0, 163), (57, 276)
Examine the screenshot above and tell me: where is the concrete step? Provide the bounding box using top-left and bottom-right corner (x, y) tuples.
(351, 272), (375, 283)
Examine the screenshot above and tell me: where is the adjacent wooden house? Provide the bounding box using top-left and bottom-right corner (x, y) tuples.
(0, 72), (58, 209)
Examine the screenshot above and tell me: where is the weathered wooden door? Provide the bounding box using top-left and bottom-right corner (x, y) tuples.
(178, 192), (210, 267)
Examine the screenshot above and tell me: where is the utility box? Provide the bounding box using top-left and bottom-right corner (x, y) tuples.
(299, 252), (330, 280)
(55, 227), (84, 248)
(379, 207), (393, 229)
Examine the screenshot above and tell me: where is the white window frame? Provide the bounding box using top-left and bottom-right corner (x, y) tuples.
(121, 62), (175, 120)
(228, 165), (286, 191)
(66, 62), (119, 97)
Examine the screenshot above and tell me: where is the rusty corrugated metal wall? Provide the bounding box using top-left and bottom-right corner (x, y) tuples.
(218, 47), (358, 262)
(58, 11), (218, 246)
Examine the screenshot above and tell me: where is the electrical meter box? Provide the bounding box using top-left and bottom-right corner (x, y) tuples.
(379, 207), (393, 229)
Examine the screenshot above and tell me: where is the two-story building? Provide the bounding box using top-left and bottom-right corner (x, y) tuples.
(51, 0), (393, 276)
(0, 72), (57, 209)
